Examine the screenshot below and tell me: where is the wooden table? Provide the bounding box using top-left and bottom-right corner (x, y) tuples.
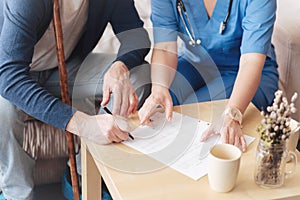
(81, 100), (300, 200)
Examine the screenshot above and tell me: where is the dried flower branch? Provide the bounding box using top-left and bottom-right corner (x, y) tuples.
(257, 90), (298, 145)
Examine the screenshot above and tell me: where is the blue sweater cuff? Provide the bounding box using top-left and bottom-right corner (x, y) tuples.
(115, 48), (149, 70)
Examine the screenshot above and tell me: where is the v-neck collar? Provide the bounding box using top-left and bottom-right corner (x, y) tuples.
(200, 0), (230, 23)
(202, 0), (217, 20)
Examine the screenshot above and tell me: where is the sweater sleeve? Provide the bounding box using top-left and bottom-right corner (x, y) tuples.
(109, 0), (151, 70)
(0, 0), (75, 130)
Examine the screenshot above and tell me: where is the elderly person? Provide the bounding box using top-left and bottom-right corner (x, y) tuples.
(0, 0), (150, 199)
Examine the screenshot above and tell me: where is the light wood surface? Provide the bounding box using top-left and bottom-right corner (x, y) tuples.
(81, 141), (101, 200)
(81, 100), (300, 200)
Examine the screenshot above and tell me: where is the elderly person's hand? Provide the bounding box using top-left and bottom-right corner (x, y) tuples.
(200, 107), (247, 152)
(101, 61), (138, 117)
(67, 111), (131, 144)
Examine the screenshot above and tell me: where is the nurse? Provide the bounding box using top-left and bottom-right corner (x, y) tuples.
(139, 0), (279, 152)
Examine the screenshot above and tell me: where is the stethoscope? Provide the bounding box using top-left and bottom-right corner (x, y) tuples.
(176, 0), (233, 46)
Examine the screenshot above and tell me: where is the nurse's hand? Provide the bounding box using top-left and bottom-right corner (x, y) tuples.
(101, 61), (138, 117)
(138, 85), (173, 125)
(200, 114), (247, 152)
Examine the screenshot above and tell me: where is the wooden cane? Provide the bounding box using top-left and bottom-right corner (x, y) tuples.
(52, 0), (80, 199)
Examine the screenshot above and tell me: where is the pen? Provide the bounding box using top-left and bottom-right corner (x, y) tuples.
(103, 107), (135, 140)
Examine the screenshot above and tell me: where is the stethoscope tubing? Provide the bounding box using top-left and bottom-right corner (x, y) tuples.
(176, 0), (233, 46)
(177, 4), (198, 46)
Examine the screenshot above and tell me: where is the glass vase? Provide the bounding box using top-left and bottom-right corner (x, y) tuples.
(254, 139), (297, 188)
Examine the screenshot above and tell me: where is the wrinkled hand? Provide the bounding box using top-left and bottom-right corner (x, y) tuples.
(138, 85), (173, 125)
(67, 111), (130, 144)
(200, 114), (247, 152)
(101, 61), (138, 117)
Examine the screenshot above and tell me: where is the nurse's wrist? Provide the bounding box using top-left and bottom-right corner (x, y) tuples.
(151, 84), (169, 93)
(223, 106), (243, 125)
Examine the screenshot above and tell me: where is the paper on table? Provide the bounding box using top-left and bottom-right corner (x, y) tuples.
(123, 112), (255, 180)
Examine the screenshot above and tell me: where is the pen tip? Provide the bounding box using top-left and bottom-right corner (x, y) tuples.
(129, 134), (134, 140)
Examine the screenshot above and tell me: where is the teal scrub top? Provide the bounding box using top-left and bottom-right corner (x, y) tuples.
(151, 0), (277, 67)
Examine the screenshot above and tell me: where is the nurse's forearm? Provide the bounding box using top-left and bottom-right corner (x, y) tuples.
(151, 42), (178, 89)
(228, 53), (266, 114)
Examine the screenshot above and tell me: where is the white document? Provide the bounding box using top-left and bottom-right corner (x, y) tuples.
(123, 112), (255, 180)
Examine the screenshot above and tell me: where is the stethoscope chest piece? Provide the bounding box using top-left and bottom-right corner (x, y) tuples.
(189, 39), (201, 46)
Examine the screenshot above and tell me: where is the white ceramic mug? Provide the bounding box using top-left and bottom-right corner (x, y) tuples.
(207, 144), (242, 193)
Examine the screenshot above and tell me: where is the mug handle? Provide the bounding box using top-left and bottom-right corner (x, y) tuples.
(285, 151), (297, 179)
